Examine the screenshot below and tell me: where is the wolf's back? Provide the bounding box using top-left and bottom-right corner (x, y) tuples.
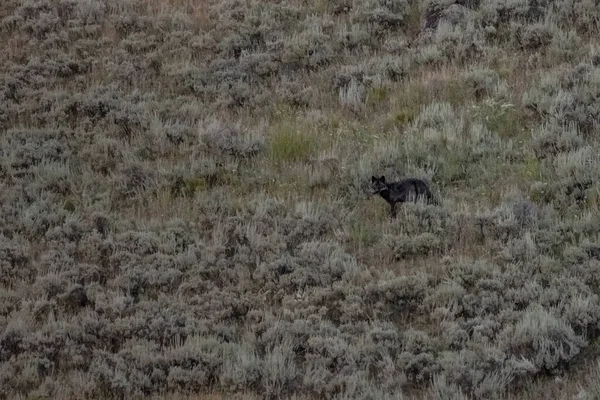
(415, 180), (438, 204)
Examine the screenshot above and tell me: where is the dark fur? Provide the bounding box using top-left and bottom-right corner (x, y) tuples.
(370, 175), (438, 218)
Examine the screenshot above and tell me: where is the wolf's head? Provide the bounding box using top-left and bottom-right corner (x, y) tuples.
(370, 175), (388, 196)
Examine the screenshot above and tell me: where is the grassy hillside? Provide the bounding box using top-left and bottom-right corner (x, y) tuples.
(3, 0), (600, 398)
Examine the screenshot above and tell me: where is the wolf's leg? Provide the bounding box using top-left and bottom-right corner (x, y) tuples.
(427, 190), (437, 205)
(390, 203), (397, 219)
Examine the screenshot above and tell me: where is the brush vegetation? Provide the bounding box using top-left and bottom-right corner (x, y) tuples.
(3, 0), (600, 399)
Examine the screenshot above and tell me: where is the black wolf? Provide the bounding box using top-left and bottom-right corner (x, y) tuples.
(370, 175), (438, 218)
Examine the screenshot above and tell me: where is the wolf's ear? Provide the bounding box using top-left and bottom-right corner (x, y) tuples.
(371, 176), (377, 182)
(380, 176), (385, 183)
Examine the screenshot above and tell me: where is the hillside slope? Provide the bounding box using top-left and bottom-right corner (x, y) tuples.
(3, 0), (600, 399)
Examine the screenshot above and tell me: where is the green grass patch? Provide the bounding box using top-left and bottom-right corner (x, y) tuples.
(349, 219), (381, 247)
(63, 198), (76, 212)
(521, 157), (542, 181)
(585, 185), (600, 211)
(389, 81), (428, 129)
(367, 87), (389, 106)
(437, 151), (469, 184)
(470, 99), (528, 138)
(184, 177), (207, 196)
(269, 129), (317, 165)
(529, 182), (549, 203)
(392, 109), (418, 128)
